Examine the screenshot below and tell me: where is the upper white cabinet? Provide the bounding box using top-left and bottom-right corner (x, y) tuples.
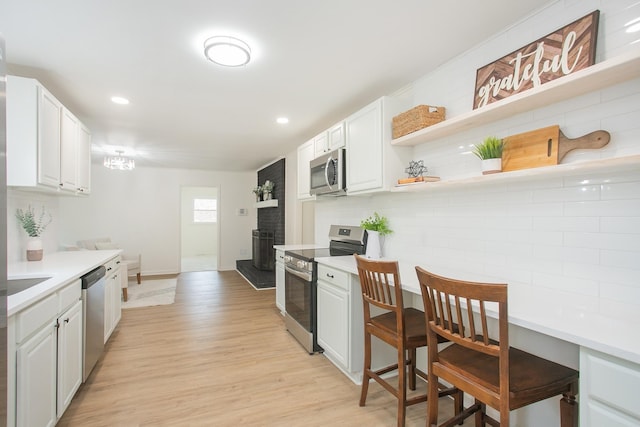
(313, 131), (329, 158)
(7, 75), (92, 195)
(76, 124), (92, 194)
(297, 138), (316, 200)
(314, 121), (345, 158)
(345, 96), (412, 194)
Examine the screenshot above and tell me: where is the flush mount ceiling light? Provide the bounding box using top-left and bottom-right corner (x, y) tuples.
(104, 150), (135, 171)
(276, 117), (289, 124)
(203, 36), (251, 67)
(111, 96), (130, 105)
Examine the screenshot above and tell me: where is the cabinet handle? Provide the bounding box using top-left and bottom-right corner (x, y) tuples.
(116, 260), (121, 264)
(64, 318), (70, 324)
(107, 267), (112, 271)
(326, 273), (334, 279)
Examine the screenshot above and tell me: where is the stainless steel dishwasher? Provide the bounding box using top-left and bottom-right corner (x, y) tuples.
(81, 265), (106, 382)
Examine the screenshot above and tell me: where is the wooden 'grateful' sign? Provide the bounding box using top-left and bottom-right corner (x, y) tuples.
(473, 10), (599, 109)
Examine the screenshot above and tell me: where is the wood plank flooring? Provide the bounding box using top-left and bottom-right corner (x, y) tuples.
(57, 270), (467, 426)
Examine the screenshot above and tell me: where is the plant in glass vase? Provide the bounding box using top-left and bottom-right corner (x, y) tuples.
(252, 185), (263, 202)
(360, 212), (392, 259)
(16, 205), (52, 261)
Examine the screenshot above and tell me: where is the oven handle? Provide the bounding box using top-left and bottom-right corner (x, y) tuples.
(285, 265), (312, 282)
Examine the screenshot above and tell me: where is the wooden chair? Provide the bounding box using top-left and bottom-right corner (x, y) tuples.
(415, 266), (579, 427)
(354, 255), (460, 427)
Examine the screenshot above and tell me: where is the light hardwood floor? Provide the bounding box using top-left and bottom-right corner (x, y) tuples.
(58, 270), (467, 426)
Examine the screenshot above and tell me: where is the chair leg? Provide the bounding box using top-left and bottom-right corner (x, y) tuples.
(474, 400), (485, 427)
(560, 388), (578, 427)
(359, 332), (372, 407)
(408, 348), (417, 391)
(427, 368), (440, 427)
(122, 288), (128, 302)
(137, 272), (141, 284)
(397, 346), (407, 427)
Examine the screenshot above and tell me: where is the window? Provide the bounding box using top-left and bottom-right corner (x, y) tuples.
(193, 198), (217, 223)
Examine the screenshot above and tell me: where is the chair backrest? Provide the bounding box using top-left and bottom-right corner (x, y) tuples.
(354, 255), (405, 329)
(415, 266), (509, 381)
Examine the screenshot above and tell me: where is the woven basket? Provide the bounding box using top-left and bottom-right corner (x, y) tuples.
(392, 105), (445, 139)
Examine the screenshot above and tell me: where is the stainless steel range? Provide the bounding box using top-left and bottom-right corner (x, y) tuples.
(284, 225), (366, 353)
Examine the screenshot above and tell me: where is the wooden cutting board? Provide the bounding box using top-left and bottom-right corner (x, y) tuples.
(502, 125), (610, 172)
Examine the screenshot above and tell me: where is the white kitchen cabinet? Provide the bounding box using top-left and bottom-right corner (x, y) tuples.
(104, 256), (122, 343)
(275, 249), (285, 314)
(580, 347), (640, 426)
(313, 130), (329, 158)
(345, 96), (412, 194)
(14, 280), (83, 427)
(316, 264), (364, 382)
(7, 75), (91, 194)
(16, 318), (57, 427)
(60, 107), (79, 191)
(328, 121), (345, 151)
(76, 123), (92, 194)
(297, 138), (316, 200)
(56, 300), (83, 417)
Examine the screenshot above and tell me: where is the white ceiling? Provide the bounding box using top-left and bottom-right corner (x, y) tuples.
(1, 0), (553, 171)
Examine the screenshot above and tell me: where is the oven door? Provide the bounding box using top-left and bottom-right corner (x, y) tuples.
(284, 266), (312, 332)
(284, 265), (321, 353)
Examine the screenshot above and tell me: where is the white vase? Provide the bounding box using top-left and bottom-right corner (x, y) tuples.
(481, 158), (502, 175)
(365, 230), (382, 259)
(26, 237), (43, 261)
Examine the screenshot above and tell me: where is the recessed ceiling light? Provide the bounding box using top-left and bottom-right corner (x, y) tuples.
(276, 117), (289, 124)
(204, 36), (251, 67)
(111, 96), (130, 105)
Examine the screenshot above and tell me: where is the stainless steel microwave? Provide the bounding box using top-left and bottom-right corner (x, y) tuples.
(309, 148), (346, 196)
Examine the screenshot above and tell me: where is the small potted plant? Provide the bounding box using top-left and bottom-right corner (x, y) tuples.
(472, 136), (505, 175)
(360, 212), (392, 259)
(16, 205), (52, 261)
(262, 180), (274, 200)
(252, 185), (263, 202)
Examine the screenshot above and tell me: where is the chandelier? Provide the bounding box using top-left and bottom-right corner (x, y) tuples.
(104, 150), (135, 170)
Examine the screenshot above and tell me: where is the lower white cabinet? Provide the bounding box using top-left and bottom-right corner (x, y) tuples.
(13, 280), (83, 427)
(275, 249), (285, 314)
(316, 264), (364, 383)
(16, 318), (57, 427)
(56, 300), (83, 417)
(104, 256), (123, 343)
(580, 347), (640, 426)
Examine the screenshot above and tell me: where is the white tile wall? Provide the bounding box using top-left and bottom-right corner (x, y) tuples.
(315, 1), (640, 322)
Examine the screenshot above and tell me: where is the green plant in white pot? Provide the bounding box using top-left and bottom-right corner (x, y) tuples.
(16, 205), (52, 261)
(360, 212), (392, 259)
(472, 136), (505, 175)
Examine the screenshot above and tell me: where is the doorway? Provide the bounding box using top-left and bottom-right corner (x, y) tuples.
(180, 186), (218, 272)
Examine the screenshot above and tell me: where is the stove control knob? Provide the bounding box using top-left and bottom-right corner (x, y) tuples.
(283, 255), (292, 263)
(297, 260), (306, 270)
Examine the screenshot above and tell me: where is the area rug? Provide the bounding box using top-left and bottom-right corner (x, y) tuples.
(122, 278), (177, 309)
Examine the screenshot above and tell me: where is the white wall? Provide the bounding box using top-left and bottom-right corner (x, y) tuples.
(57, 165), (256, 274)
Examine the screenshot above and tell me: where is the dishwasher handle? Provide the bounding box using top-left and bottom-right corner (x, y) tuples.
(81, 265), (106, 289)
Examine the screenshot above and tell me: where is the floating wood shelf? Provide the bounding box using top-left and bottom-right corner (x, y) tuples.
(255, 199), (278, 208)
(391, 156), (640, 193)
(391, 48), (640, 147)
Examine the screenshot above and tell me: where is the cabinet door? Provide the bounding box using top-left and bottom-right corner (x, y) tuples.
(317, 281), (349, 369)
(112, 269), (122, 328)
(297, 139), (315, 200)
(37, 87), (62, 188)
(328, 122), (345, 151)
(313, 131), (329, 157)
(16, 320), (57, 427)
(104, 275), (114, 343)
(57, 300), (83, 417)
(276, 260), (285, 314)
(60, 108), (79, 191)
(76, 124), (92, 194)
(346, 98), (383, 193)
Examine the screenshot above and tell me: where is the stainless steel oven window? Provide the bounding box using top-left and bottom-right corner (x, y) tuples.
(284, 269), (312, 331)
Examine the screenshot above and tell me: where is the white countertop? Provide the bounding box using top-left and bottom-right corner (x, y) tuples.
(7, 250), (121, 316)
(274, 244), (327, 251)
(316, 255), (640, 365)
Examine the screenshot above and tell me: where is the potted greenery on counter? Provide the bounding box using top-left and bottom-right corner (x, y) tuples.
(16, 205), (52, 261)
(360, 212), (392, 259)
(472, 136), (505, 175)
